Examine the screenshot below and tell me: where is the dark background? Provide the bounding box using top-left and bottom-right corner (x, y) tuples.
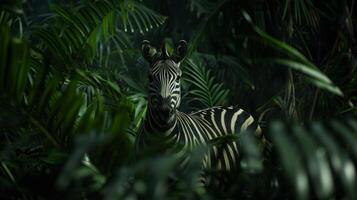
(0, 0), (356, 199)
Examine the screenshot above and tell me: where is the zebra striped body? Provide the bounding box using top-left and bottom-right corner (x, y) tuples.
(136, 106), (263, 172)
(136, 40), (265, 175)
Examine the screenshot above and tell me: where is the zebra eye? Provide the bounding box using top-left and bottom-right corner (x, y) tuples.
(176, 75), (181, 82)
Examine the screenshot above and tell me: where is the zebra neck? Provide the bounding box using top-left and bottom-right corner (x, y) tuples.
(144, 108), (178, 135)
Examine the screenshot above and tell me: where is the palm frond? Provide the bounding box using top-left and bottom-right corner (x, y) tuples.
(182, 56), (229, 109)
(119, 0), (166, 33)
(0, 22), (133, 146)
(33, 0), (165, 67)
(282, 0), (320, 30)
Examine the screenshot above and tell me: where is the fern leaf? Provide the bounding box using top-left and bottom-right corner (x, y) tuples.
(183, 57), (229, 109)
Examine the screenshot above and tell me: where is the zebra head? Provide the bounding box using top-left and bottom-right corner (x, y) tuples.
(141, 40), (187, 124)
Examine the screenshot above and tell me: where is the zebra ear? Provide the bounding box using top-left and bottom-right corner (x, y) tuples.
(173, 40), (187, 63)
(141, 40), (157, 63)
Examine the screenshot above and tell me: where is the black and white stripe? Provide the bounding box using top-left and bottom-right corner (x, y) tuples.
(136, 106), (264, 171)
(136, 40), (266, 176)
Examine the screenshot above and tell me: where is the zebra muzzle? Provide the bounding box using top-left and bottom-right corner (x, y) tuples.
(157, 96), (174, 119)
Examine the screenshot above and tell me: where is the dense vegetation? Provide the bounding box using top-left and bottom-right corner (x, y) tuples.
(0, 0), (356, 199)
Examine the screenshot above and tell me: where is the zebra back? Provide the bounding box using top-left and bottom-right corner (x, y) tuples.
(136, 105), (266, 173)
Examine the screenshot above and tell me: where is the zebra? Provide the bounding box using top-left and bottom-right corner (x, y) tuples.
(135, 40), (266, 179)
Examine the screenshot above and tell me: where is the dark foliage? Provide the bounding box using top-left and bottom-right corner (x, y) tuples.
(0, 0), (356, 199)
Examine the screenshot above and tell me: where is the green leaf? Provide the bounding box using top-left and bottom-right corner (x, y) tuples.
(311, 123), (357, 199)
(0, 23), (10, 91)
(256, 58), (343, 96)
(183, 57), (229, 109)
(292, 126), (334, 199)
(270, 122), (309, 200)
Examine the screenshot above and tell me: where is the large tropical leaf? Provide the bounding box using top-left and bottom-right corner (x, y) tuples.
(270, 120), (357, 200)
